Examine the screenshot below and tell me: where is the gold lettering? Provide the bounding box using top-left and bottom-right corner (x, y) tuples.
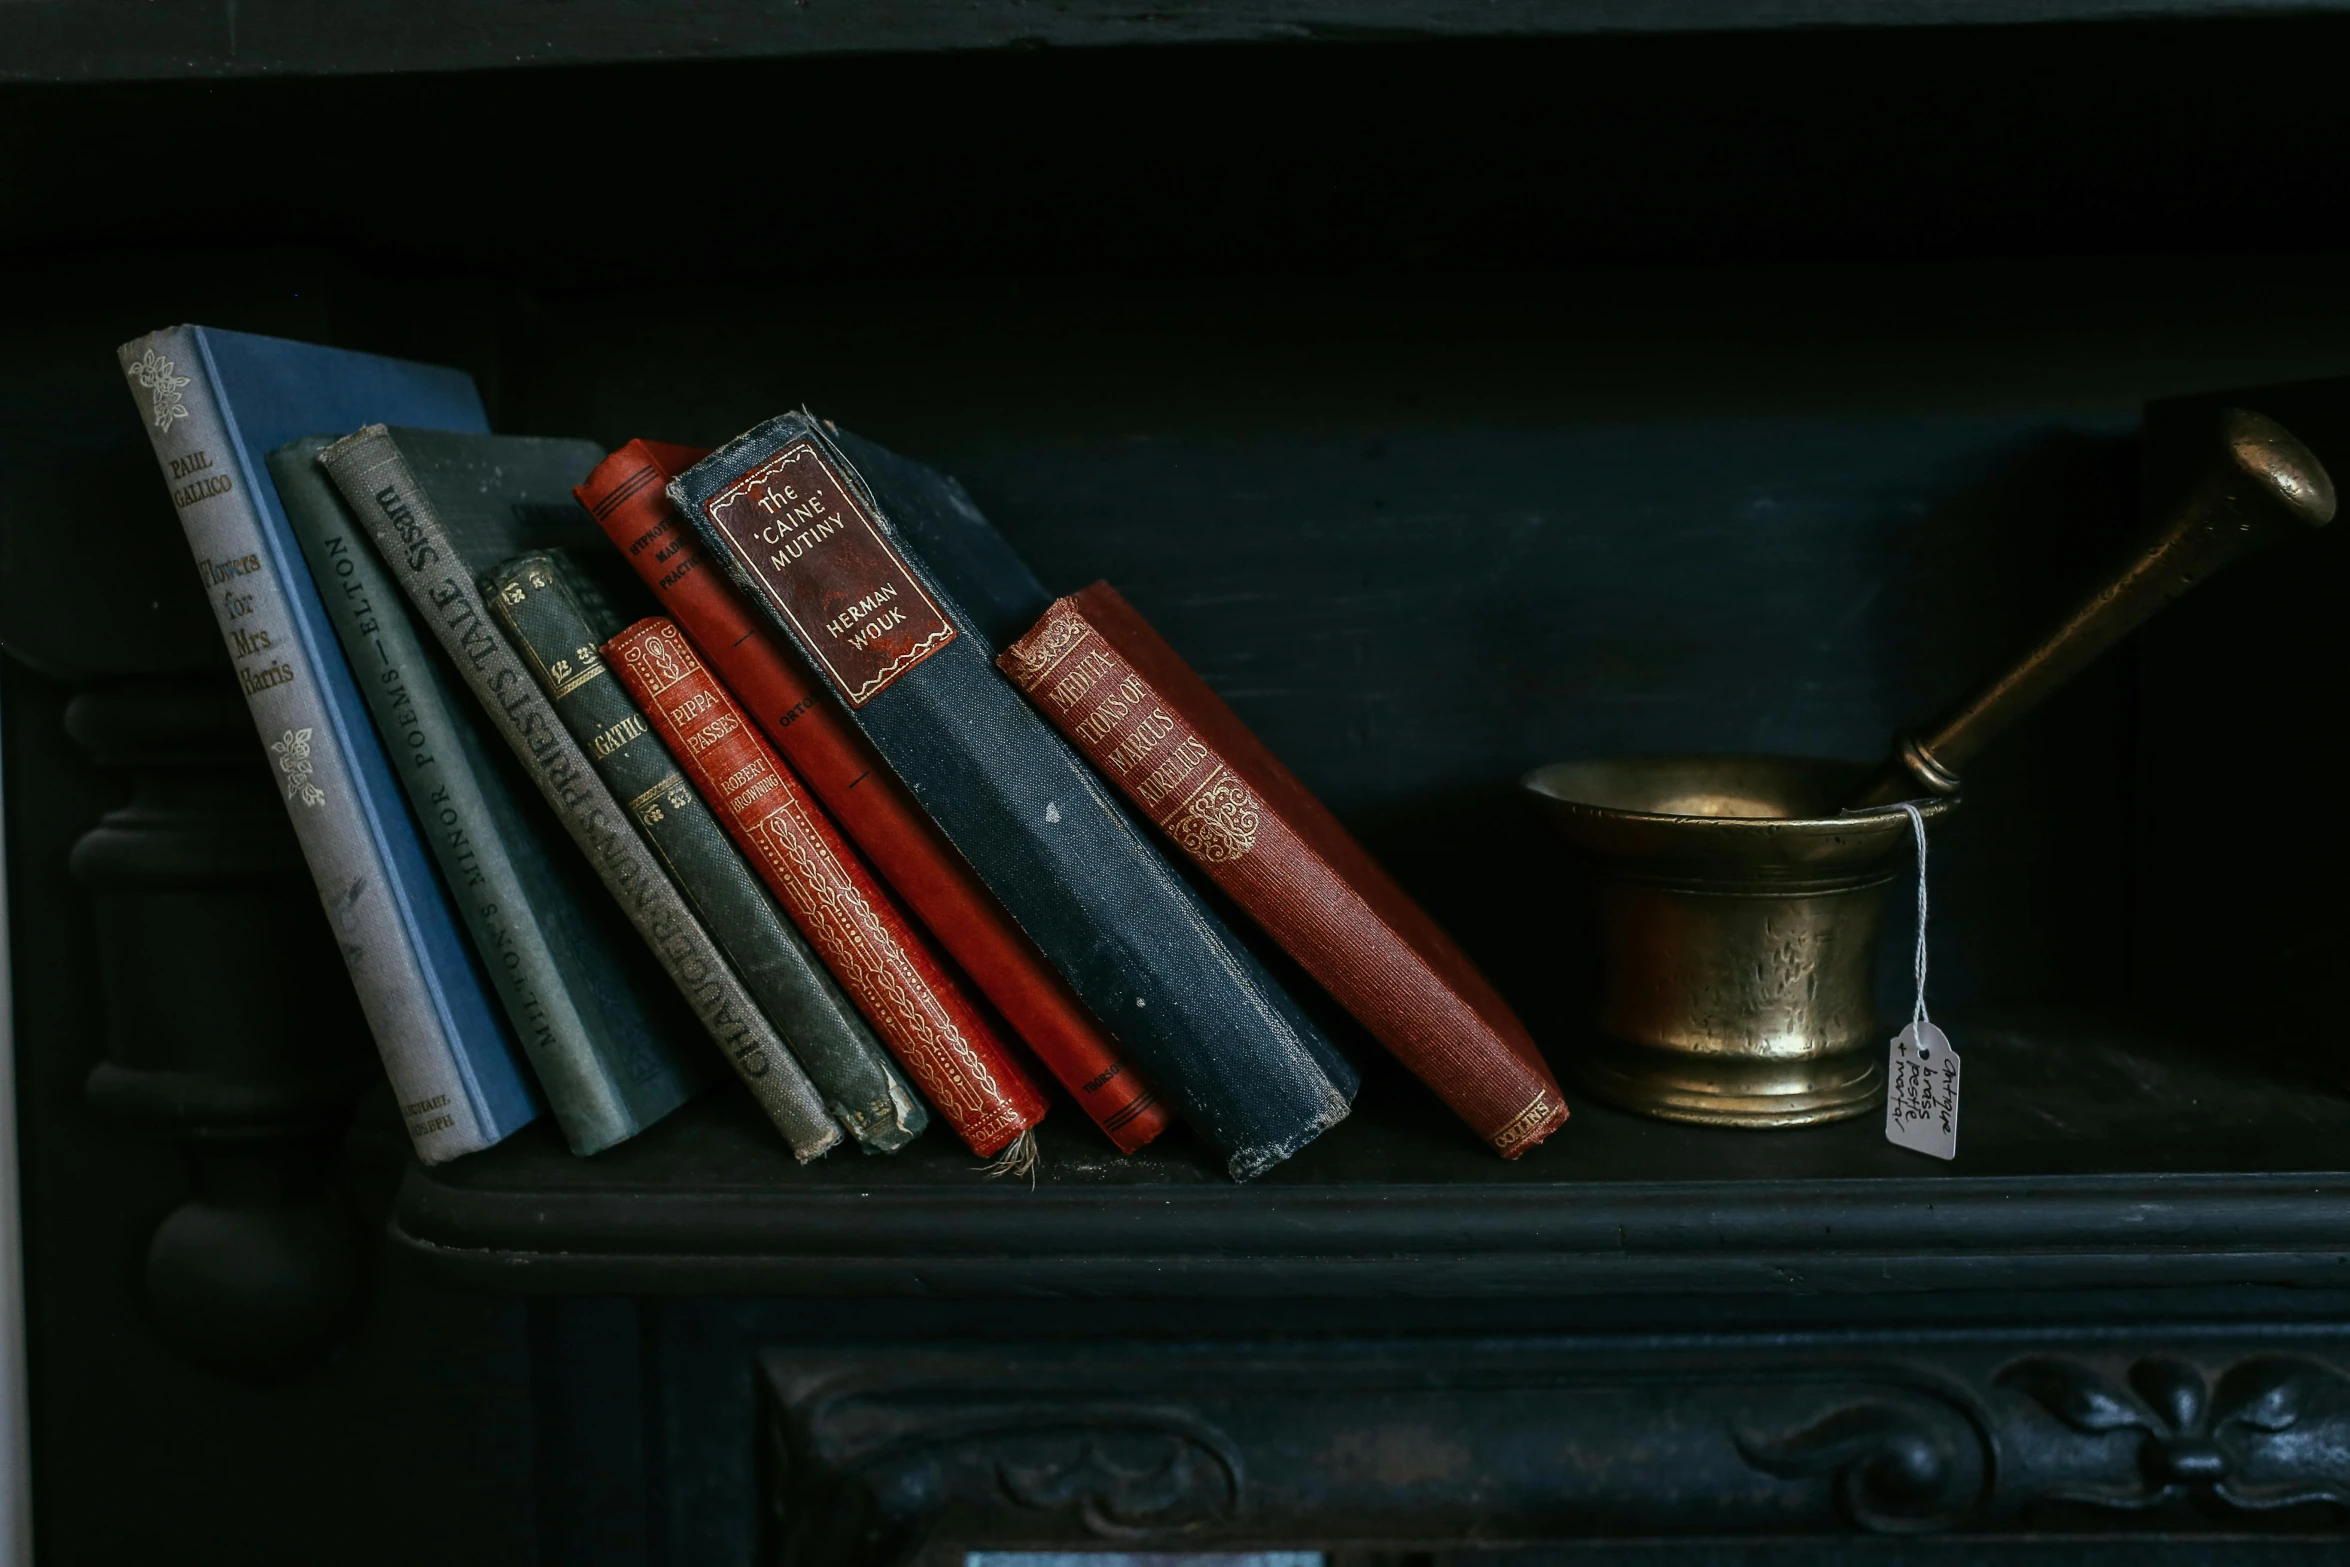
(1045, 647), (1114, 713)
(714, 757), (767, 796)
(590, 711), (647, 758)
(822, 582), (901, 639)
(685, 713), (741, 755)
(1136, 736), (1210, 808)
(172, 472), (234, 509)
(846, 607), (906, 648)
(1103, 707), (1178, 776)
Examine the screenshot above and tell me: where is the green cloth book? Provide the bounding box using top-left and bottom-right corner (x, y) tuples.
(318, 424), (845, 1162)
(272, 437), (703, 1155)
(487, 550), (924, 1152)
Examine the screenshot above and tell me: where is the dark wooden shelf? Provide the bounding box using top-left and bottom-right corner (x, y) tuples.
(7, 0), (2339, 84)
(17, 9), (2350, 1550)
(393, 1007), (2350, 1298)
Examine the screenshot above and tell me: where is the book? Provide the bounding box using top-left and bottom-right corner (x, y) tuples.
(606, 615), (1050, 1161)
(316, 425), (843, 1161)
(1002, 582), (1569, 1157)
(578, 441), (1169, 1152)
(486, 553), (927, 1154)
(115, 325), (537, 1163)
(668, 414), (1357, 1181)
(270, 439), (703, 1155)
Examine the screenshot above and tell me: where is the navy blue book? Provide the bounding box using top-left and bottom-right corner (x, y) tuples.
(117, 325), (539, 1162)
(669, 414), (1355, 1180)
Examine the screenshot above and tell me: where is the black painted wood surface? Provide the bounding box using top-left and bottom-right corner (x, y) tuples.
(16, 25), (2350, 287)
(759, 1333), (2350, 1553)
(395, 1009), (2350, 1298)
(9, 0), (2350, 84)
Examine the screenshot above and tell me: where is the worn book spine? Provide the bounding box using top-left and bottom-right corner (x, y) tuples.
(579, 441), (1167, 1152)
(1004, 582), (1568, 1157)
(487, 553), (925, 1153)
(116, 326), (534, 1163)
(668, 413), (1356, 1181)
(317, 425), (843, 1161)
(607, 616), (1049, 1160)
(272, 442), (701, 1154)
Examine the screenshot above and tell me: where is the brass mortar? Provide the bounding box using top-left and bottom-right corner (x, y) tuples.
(1519, 408), (2333, 1129)
(1525, 755), (1952, 1129)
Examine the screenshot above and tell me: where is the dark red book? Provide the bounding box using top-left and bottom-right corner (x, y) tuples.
(607, 616), (1047, 1160)
(1001, 582), (1568, 1158)
(578, 441), (1168, 1153)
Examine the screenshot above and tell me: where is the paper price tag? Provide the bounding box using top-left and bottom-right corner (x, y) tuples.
(1885, 1020), (1959, 1160)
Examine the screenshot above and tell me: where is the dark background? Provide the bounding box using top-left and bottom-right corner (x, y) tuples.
(7, 16), (2350, 1563)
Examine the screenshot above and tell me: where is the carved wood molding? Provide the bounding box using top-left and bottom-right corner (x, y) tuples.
(760, 1335), (2350, 1563)
(64, 673), (373, 1380)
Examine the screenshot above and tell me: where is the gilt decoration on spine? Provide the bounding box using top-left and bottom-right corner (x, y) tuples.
(317, 424), (843, 1162)
(670, 412), (1356, 1181)
(1003, 582), (1565, 1158)
(607, 615), (1045, 1160)
(579, 438), (1168, 1152)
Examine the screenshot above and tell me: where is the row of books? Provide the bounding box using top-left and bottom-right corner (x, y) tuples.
(118, 324), (1568, 1181)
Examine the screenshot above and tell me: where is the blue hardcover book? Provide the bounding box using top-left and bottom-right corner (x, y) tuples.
(117, 325), (539, 1161)
(273, 438), (704, 1155)
(670, 414), (1356, 1180)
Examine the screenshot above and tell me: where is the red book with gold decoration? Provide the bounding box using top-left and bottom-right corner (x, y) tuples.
(607, 615), (1047, 1161)
(1001, 582), (1568, 1158)
(578, 441), (1168, 1153)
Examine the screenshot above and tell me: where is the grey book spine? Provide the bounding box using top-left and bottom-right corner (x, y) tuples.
(487, 551), (924, 1153)
(116, 327), (500, 1161)
(271, 441), (702, 1155)
(318, 425), (842, 1162)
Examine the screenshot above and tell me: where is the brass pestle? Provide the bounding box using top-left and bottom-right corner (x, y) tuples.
(1527, 407), (2334, 1128)
(1850, 408), (2335, 811)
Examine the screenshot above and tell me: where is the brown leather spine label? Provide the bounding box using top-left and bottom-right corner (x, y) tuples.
(698, 440), (954, 708)
(582, 441), (1167, 1153)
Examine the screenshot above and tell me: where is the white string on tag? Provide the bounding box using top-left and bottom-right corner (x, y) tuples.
(1881, 800), (1959, 1160)
(1898, 801), (1931, 1046)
